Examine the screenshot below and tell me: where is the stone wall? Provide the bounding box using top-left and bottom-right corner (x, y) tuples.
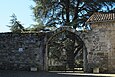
(0, 32), (46, 71)
(84, 22), (115, 73)
(1, 24), (115, 73)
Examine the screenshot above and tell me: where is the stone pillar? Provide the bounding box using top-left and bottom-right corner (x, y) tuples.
(44, 44), (48, 71)
(83, 44), (88, 73)
(43, 34), (48, 71)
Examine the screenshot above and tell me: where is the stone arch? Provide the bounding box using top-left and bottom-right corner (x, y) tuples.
(44, 27), (88, 72)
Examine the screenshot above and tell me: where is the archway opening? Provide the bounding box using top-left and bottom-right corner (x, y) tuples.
(46, 30), (86, 71)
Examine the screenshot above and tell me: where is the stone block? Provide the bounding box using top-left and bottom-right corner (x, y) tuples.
(93, 67), (99, 73)
(30, 67), (38, 71)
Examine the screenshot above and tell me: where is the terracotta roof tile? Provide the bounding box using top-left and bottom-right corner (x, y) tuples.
(87, 12), (115, 23)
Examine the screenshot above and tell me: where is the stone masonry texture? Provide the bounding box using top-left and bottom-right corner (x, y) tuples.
(84, 22), (115, 73)
(1, 22), (115, 73)
(0, 32), (46, 71)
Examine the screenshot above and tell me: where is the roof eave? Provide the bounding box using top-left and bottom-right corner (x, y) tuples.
(86, 19), (115, 24)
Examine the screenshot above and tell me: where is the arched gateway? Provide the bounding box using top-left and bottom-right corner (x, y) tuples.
(44, 26), (87, 72)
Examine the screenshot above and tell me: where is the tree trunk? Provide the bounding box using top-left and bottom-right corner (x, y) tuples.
(65, 0), (70, 25)
(73, 0), (80, 29)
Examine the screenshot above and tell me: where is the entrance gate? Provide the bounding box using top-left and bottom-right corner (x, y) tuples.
(45, 27), (87, 72)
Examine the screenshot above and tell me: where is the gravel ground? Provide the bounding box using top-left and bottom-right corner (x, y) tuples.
(0, 70), (114, 77)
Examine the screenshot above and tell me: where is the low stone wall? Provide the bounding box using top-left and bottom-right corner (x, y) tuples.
(0, 32), (46, 71)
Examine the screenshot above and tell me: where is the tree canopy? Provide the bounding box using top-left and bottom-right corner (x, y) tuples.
(7, 14), (24, 33)
(32, 0), (115, 29)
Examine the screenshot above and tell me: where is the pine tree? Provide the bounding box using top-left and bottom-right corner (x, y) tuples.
(7, 14), (24, 33)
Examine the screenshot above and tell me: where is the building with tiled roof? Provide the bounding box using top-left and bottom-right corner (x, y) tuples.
(86, 12), (115, 73)
(87, 12), (115, 23)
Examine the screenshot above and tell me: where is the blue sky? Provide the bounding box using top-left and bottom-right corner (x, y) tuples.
(0, 0), (35, 32)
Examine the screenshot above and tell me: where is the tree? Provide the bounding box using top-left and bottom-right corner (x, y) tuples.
(26, 14), (56, 32)
(32, 0), (115, 29)
(7, 14), (24, 33)
(26, 21), (45, 32)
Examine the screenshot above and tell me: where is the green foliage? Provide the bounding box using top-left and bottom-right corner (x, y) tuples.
(7, 14), (24, 33)
(32, 0), (115, 29)
(26, 22), (45, 32)
(26, 17), (57, 32)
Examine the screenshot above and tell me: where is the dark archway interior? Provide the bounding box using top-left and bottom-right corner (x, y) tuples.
(47, 30), (84, 71)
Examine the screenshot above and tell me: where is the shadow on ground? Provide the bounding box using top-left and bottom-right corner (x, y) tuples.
(0, 70), (112, 77)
